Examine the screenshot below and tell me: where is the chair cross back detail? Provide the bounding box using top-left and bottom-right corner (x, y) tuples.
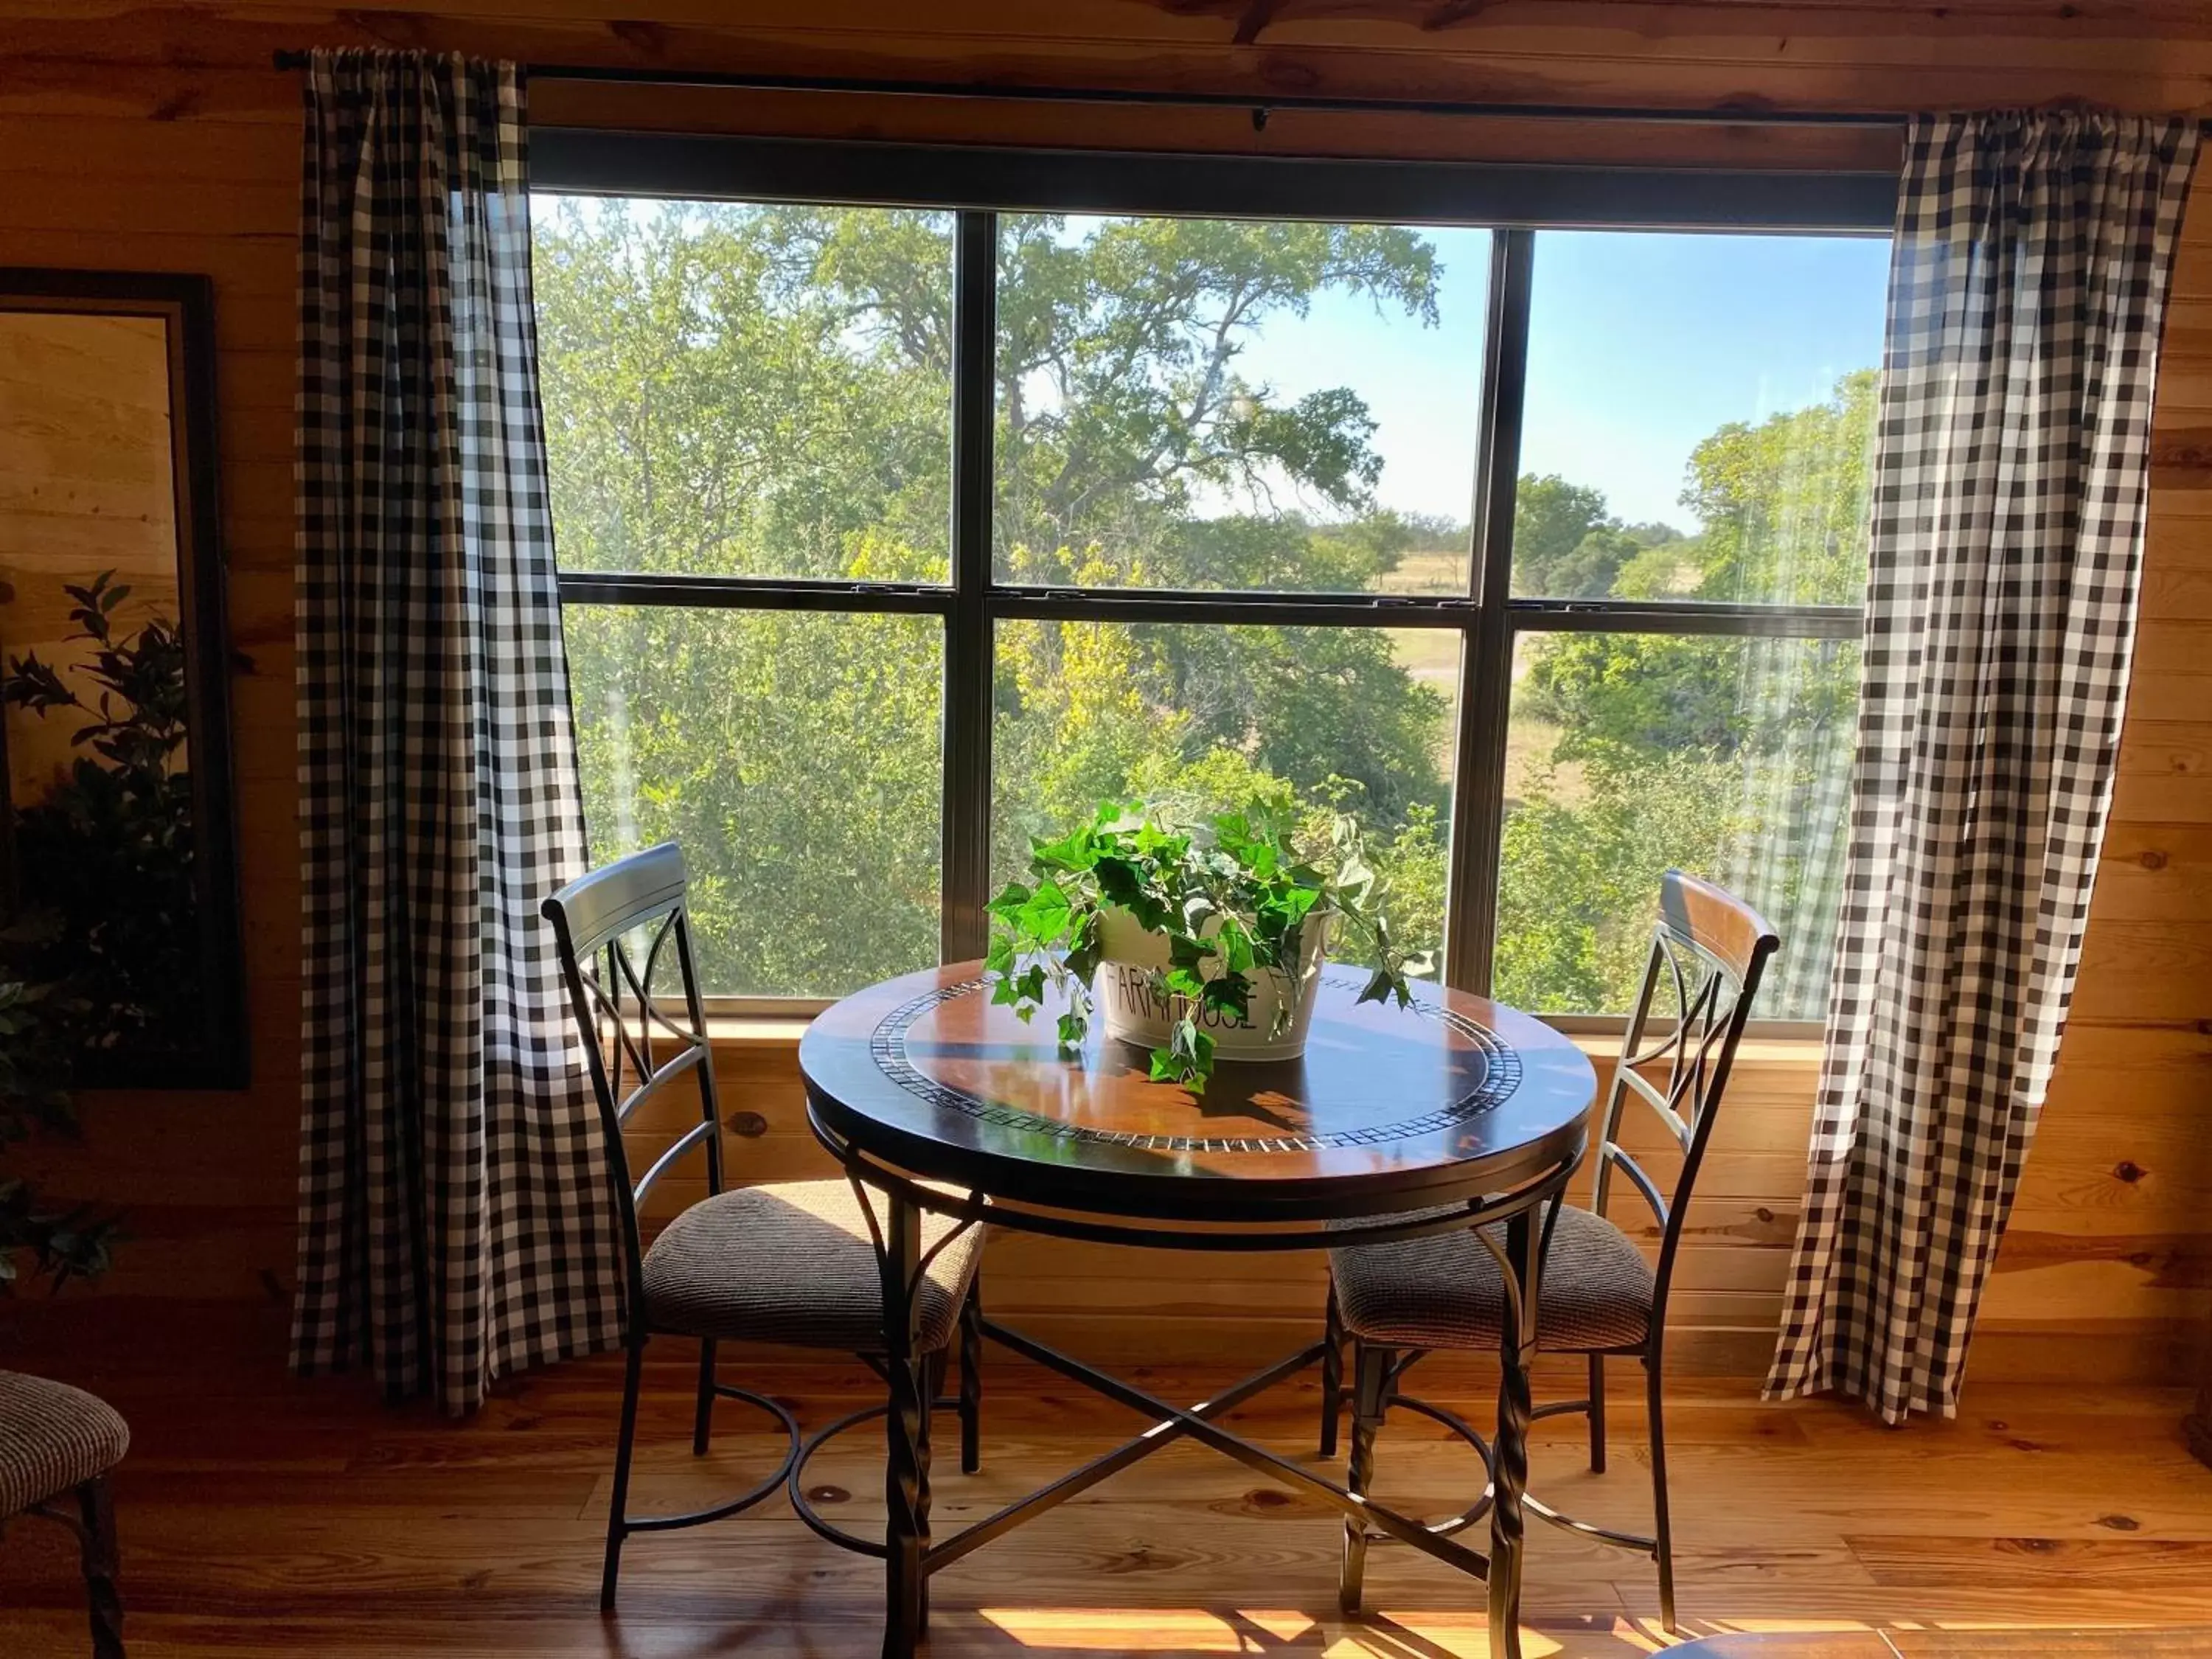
(1587, 869), (1781, 1320)
(540, 842), (725, 1312)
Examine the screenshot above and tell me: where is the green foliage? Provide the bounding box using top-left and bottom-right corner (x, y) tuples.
(987, 803), (1427, 1090)
(0, 971), (119, 1293)
(994, 215), (1439, 553)
(1498, 372), (1875, 1014)
(1678, 369), (1877, 607)
(1509, 475), (1689, 599)
(1492, 757), (1731, 1012)
(563, 596), (946, 996)
(2, 571), (203, 1056)
(534, 200), (953, 581)
(1512, 474), (1610, 596)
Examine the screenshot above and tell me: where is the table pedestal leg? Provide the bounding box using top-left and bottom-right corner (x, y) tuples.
(879, 1190), (931, 1658)
(1489, 1209), (1539, 1659)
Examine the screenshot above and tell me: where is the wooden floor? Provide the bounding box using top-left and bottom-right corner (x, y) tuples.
(7, 1331), (2212, 1658)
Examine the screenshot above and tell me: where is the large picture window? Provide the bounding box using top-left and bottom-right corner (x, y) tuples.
(535, 142), (1890, 1023)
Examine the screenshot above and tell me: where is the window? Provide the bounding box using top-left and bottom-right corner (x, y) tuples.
(1498, 232), (1885, 1019)
(993, 215), (1488, 597)
(540, 198), (955, 998)
(565, 605), (945, 998)
(535, 145), (1889, 1020)
(994, 619), (1458, 973)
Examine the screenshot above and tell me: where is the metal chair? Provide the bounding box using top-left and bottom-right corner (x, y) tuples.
(1320, 869), (1778, 1632)
(542, 842), (986, 1610)
(0, 1370), (127, 1657)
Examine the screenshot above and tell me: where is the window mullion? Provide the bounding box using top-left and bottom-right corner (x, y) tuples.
(941, 209), (998, 964)
(1444, 228), (1535, 996)
(1506, 598), (1862, 639)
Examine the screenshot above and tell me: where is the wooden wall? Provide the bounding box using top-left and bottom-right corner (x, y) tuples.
(1, 1), (2206, 1390)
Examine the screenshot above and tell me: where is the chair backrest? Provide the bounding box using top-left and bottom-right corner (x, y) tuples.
(540, 842), (722, 1324)
(1587, 869), (1781, 1335)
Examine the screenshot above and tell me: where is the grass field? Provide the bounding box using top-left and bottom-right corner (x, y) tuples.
(1374, 546), (1587, 809)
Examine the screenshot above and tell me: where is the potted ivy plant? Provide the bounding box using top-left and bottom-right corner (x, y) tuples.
(985, 803), (1430, 1091)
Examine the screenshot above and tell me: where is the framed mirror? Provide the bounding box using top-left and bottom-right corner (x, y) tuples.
(0, 270), (244, 1089)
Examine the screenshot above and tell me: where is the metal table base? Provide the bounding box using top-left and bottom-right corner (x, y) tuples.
(837, 1180), (1550, 1659)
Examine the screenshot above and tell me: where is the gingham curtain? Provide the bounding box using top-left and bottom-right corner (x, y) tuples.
(291, 49), (622, 1414)
(1766, 112), (2199, 1425)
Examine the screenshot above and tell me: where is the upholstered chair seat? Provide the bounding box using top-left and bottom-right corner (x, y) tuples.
(643, 1178), (982, 1353)
(0, 1371), (128, 1520)
(1331, 1204), (1654, 1354)
(0, 1369), (128, 1656)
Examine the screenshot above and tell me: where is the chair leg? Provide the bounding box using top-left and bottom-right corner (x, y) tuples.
(1318, 1279), (1344, 1458)
(77, 1475), (123, 1659)
(958, 1283), (984, 1476)
(692, 1338), (717, 1457)
(1338, 1340), (1392, 1614)
(1646, 1352), (1677, 1634)
(1587, 1352), (1607, 1474)
(925, 1349), (948, 1441)
(602, 1338), (646, 1613)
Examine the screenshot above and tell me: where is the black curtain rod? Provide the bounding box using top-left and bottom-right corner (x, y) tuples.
(268, 49), (1910, 130)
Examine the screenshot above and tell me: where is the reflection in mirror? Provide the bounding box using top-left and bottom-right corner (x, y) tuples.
(0, 274), (242, 1088)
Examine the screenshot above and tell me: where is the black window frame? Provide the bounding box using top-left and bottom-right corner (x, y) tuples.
(534, 131), (1892, 1029)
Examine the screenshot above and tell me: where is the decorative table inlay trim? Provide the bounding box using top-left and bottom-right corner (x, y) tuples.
(868, 969), (1523, 1155)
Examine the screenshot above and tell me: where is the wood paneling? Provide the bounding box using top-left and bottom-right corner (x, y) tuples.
(2, 0), (2208, 1393)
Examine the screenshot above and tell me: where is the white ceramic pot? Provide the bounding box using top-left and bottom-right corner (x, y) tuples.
(1091, 905), (1332, 1062)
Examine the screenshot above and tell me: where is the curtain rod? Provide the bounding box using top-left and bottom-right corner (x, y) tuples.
(268, 50), (1912, 130)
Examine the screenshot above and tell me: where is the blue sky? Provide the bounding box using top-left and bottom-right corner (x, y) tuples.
(1234, 228), (1891, 529)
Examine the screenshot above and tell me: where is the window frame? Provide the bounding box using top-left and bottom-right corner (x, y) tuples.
(535, 131), (1891, 1031)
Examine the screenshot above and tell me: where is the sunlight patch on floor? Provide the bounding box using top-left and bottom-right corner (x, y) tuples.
(957, 1606), (2144, 1658)
(974, 1606), (1591, 1655)
(978, 1607), (1294, 1651)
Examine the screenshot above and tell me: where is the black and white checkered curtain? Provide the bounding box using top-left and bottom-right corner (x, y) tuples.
(1766, 113), (2199, 1425)
(291, 50), (622, 1414)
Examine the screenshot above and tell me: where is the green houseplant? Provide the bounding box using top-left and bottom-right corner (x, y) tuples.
(986, 803), (1430, 1091)
(2, 570), (201, 1062)
(0, 966), (118, 1293)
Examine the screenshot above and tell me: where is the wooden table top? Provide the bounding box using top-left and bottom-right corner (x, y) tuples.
(799, 961), (1596, 1225)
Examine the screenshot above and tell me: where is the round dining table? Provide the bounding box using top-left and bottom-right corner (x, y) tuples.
(799, 960), (1596, 1659)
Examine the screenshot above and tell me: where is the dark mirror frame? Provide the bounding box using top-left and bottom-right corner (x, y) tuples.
(0, 268), (246, 1091)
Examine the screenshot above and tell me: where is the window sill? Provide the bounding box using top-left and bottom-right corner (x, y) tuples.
(704, 1014), (818, 1051)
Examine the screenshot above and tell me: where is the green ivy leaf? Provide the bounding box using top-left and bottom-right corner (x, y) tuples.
(1030, 823), (1097, 872)
(1061, 910), (1103, 984)
(1215, 917), (1256, 973)
(1199, 974), (1251, 1021)
(1015, 880), (1073, 945)
(1166, 933), (1214, 976)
